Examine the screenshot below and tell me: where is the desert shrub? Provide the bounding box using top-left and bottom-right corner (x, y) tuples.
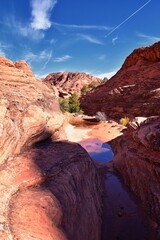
(81, 81), (99, 95)
(69, 92), (80, 113)
(81, 85), (90, 95)
(120, 116), (130, 126)
(88, 81), (98, 88)
(59, 97), (70, 112)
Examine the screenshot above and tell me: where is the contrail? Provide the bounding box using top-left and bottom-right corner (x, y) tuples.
(105, 0), (152, 37)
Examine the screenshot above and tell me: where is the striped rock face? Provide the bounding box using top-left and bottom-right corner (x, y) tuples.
(80, 41), (160, 119)
(0, 56), (103, 240)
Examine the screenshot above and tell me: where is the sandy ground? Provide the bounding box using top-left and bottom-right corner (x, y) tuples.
(65, 116), (124, 143)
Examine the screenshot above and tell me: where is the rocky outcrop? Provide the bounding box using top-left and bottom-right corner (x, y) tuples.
(0, 57), (103, 240)
(0, 56), (65, 164)
(15, 60), (35, 77)
(1, 141), (102, 240)
(81, 41), (160, 119)
(44, 72), (102, 97)
(110, 117), (160, 238)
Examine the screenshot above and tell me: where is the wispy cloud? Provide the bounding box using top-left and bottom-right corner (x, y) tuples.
(53, 55), (72, 63)
(0, 42), (9, 57)
(24, 49), (52, 69)
(0, 48), (6, 57)
(5, 15), (45, 40)
(77, 34), (103, 45)
(49, 38), (57, 44)
(97, 54), (106, 61)
(137, 33), (160, 42)
(112, 36), (118, 45)
(30, 0), (57, 30)
(105, 0), (152, 37)
(96, 70), (118, 79)
(53, 22), (111, 31)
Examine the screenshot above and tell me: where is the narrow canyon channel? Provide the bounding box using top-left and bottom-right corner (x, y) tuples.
(65, 120), (152, 240)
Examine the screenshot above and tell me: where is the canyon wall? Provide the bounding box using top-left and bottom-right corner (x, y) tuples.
(81, 41), (160, 119)
(110, 117), (160, 238)
(0, 56), (103, 240)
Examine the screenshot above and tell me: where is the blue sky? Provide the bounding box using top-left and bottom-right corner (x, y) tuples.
(0, 0), (159, 78)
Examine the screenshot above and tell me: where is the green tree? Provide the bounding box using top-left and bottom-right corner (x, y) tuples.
(81, 85), (90, 95)
(88, 81), (97, 88)
(69, 92), (80, 113)
(59, 98), (70, 112)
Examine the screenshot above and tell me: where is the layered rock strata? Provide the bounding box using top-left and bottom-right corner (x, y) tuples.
(0, 56), (103, 240)
(1, 141), (102, 240)
(44, 72), (102, 97)
(81, 41), (160, 119)
(110, 117), (160, 238)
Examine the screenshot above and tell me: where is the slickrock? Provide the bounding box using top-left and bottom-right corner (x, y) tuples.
(81, 41), (160, 119)
(44, 72), (102, 97)
(0, 56), (103, 240)
(0, 56), (65, 164)
(109, 117), (160, 237)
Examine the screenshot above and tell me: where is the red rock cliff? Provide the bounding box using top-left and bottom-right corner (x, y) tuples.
(109, 117), (160, 238)
(81, 41), (160, 119)
(0, 57), (103, 240)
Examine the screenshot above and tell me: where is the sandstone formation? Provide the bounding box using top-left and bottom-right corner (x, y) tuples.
(0, 56), (65, 164)
(81, 41), (160, 119)
(44, 72), (102, 97)
(0, 56), (103, 240)
(110, 117), (160, 238)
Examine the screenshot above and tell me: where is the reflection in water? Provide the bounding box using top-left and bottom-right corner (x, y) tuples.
(79, 138), (114, 163)
(80, 138), (149, 240)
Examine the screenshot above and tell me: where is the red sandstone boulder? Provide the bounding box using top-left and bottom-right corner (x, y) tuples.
(80, 41), (160, 119)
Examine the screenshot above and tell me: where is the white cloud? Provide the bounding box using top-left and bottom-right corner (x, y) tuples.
(53, 22), (111, 31)
(77, 34), (103, 45)
(96, 70), (118, 79)
(30, 0), (57, 30)
(112, 36), (118, 45)
(5, 15), (45, 40)
(137, 33), (160, 42)
(97, 54), (106, 61)
(53, 55), (72, 63)
(18, 24), (45, 40)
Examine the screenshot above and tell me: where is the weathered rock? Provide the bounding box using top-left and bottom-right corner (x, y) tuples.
(44, 72), (102, 97)
(1, 141), (103, 240)
(15, 60), (35, 77)
(0, 57), (103, 240)
(0, 56), (65, 164)
(81, 41), (160, 119)
(110, 117), (160, 237)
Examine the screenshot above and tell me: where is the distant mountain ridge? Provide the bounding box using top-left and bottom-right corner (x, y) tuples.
(44, 71), (102, 97)
(80, 41), (160, 119)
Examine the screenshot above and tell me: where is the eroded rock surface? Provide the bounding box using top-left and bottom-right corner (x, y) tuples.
(0, 57), (103, 240)
(110, 117), (160, 237)
(0, 56), (65, 164)
(44, 72), (102, 97)
(81, 41), (160, 119)
(0, 141), (102, 240)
